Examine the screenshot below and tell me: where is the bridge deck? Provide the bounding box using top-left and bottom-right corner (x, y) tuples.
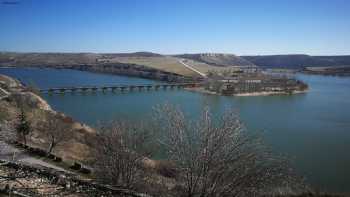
(39, 83), (200, 93)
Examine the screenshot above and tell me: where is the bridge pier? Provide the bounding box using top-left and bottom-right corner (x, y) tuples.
(47, 89), (53, 96)
(101, 87), (108, 92)
(59, 89), (66, 94)
(70, 88), (77, 94)
(111, 87), (117, 92)
(137, 86), (144, 91)
(90, 87), (98, 92)
(81, 88), (88, 93)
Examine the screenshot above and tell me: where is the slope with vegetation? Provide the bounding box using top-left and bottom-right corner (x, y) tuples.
(0, 52), (258, 78)
(100, 54), (197, 76)
(0, 74), (95, 163)
(0, 52), (200, 77)
(1, 52), (350, 75)
(176, 53), (256, 67)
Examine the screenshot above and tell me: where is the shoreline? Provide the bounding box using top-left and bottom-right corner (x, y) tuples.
(234, 90), (308, 96)
(300, 71), (350, 77)
(0, 74), (96, 162)
(0, 64), (197, 83)
(185, 87), (309, 97)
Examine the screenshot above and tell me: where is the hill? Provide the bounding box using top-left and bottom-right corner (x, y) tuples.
(242, 55), (350, 69)
(176, 53), (255, 67)
(0, 52), (164, 66)
(0, 52), (100, 66)
(2, 52), (350, 75)
(0, 52), (257, 77)
(0, 52), (200, 76)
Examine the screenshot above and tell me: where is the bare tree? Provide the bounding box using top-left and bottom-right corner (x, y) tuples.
(93, 121), (153, 189)
(153, 104), (305, 197)
(37, 111), (73, 155)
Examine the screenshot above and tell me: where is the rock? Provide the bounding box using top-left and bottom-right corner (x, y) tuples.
(70, 162), (81, 170)
(10, 92), (52, 111)
(0, 74), (21, 88)
(79, 166), (92, 174)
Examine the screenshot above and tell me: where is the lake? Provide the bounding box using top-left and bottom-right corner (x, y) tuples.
(1, 67), (350, 193)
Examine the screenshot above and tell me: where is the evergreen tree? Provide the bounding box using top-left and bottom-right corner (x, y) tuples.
(16, 107), (31, 145)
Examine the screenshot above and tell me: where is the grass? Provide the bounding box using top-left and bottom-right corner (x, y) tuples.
(0, 101), (13, 122)
(110, 56), (198, 76)
(0, 110), (7, 122)
(109, 56), (240, 77)
(182, 59), (241, 74)
(15, 146), (95, 179)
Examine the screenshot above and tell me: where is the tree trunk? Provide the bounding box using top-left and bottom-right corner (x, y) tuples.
(22, 134), (26, 145)
(47, 137), (55, 155)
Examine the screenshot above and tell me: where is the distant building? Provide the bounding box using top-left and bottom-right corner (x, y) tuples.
(206, 72), (307, 95)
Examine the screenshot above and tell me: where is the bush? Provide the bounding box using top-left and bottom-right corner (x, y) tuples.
(93, 121), (153, 189)
(153, 104), (306, 197)
(155, 160), (178, 178)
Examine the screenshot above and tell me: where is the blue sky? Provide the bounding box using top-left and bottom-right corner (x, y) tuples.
(0, 0), (349, 55)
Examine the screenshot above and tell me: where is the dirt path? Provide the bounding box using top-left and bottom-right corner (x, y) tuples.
(0, 87), (9, 100)
(0, 140), (69, 172)
(178, 59), (208, 78)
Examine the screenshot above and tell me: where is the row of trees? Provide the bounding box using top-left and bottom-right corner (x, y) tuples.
(3, 103), (306, 196)
(12, 107), (72, 156)
(93, 104), (306, 197)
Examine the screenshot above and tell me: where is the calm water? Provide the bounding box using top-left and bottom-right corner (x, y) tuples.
(1, 67), (350, 192)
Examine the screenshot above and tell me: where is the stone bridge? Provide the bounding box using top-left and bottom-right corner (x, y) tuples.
(39, 83), (201, 94)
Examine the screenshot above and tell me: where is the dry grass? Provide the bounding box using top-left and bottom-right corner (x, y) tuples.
(108, 56), (197, 76)
(109, 56), (241, 77)
(182, 59), (241, 74)
(0, 101), (16, 122)
(26, 109), (95, 162)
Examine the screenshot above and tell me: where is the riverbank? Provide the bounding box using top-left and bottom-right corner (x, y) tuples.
(0, 74), (96, 163)
(0, 74), (170, 176)
(185, 86), (309, 97)
(0, 63), (198, 83)
(301, 66), (350, 76)
(235, 89), (308, 96)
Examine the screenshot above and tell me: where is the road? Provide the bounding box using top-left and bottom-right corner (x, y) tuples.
(178, 59), (207, 78)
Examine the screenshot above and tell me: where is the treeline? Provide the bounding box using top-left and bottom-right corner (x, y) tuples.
(72, 64), (196, 82)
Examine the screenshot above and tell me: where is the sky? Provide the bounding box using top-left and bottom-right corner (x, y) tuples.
(0, 0), (349, 55)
